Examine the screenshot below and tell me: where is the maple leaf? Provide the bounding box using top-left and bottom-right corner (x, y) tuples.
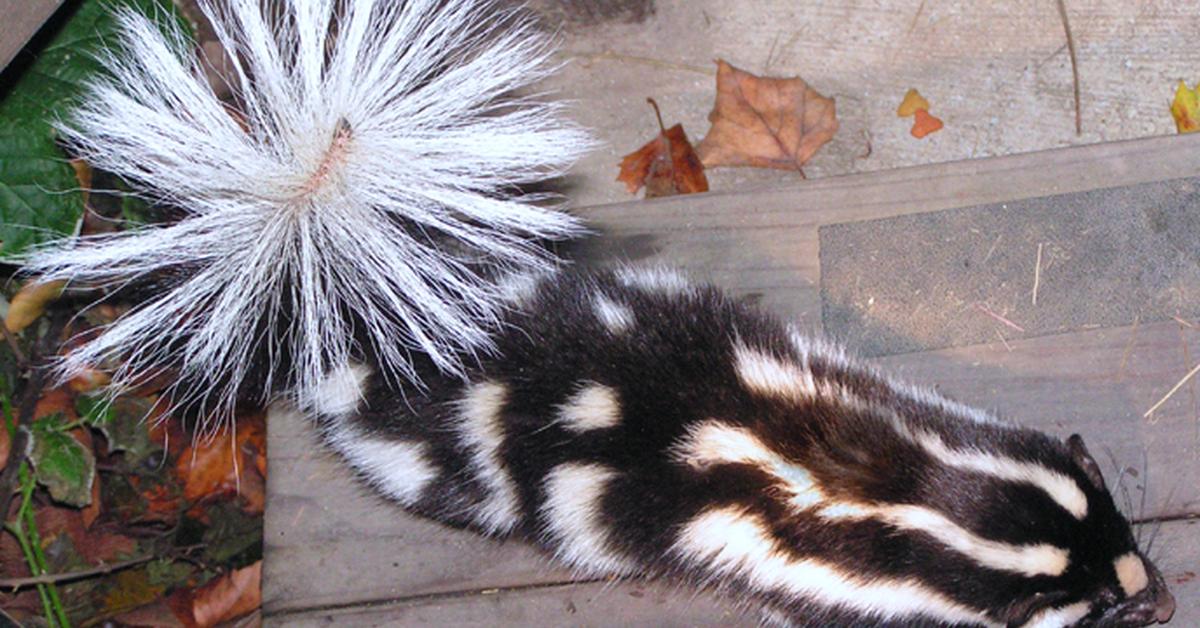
(617, 98), (708, 197)
(696, 60), (837, 173)
(1170, 81), (1200, 134)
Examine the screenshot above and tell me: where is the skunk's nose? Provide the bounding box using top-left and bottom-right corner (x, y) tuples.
(1152, 586), (1175, 624)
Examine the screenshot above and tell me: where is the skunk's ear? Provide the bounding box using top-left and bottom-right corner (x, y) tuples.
(1068, 434), (1106, 491)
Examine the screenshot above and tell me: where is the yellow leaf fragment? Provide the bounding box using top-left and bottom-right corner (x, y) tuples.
(897, 88), (930, 117)
(5, 279), (66, 333)
(1170, 80), (1200, 134)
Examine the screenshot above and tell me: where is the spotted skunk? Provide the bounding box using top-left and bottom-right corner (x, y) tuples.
(24, 0), (1176, 626)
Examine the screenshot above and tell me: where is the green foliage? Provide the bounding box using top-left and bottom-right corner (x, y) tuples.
(29, 414), (95, 507)
(0, 0), (192, 258)
(77, 395), (158, 465)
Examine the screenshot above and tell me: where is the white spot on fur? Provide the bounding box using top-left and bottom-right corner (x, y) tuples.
(456, 381), (521, 534)
(495, 269), (552, 307)
(1020, 601), (1091, 628)
(893, 421), (1089, 520)
(593, 293), (634, 333)
(322, 421), (435, 506)
(540, 462), (635, 575)
(673, 507), (1000, 627)
(615, 266), (690, 294)
(674, 421), (825, 510)
(821, 503), (1069, 577)
(1115, 552), (1149, 597)
(302, 362), (372, 417)
(557, 383), (621, 432)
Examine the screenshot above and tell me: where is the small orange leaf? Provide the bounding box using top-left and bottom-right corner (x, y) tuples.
(897, 88), (931, 117)
(1170, 80), (1200, 134)
(696, 60), (837, 172)
(617, 99), (708, 198)
(911, 108), (944, 138)
(5, 279), (65, 333)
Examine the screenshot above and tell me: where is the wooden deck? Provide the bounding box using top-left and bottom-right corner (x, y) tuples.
(263, 134), (1200, 625)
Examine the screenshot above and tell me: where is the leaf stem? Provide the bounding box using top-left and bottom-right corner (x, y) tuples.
(646, 98), (667, 135)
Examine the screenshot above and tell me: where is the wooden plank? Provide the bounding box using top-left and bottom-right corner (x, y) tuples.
(0, 0), (64, 72)
(267, 519), (1200, 627)
(268, 578), (752, 627)
(571, 133), (1200, 332)
(819, 178), (1200, 355)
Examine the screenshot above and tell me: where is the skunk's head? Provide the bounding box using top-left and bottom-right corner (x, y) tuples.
(709, 343), (1177, 627)
(990, 435), (1175, 628)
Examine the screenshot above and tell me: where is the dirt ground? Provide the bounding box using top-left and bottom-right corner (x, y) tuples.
(544, 0), (1200, 206)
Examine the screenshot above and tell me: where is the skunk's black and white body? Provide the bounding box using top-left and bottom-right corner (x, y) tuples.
(313, 267), (1174, 627)
(25, 0), (1176, 626)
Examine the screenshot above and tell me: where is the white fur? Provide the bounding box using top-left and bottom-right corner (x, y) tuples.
(1020, 601), (1092, 628)
(557, 383), (621, 432)
(323, 421), (436, 506)
(25, 0), (592, 433)
(615, 266), (691, 295)
(455, 381), (521, 534)
(540, 462), (635, 575)
(1114, 552), (1149, 597)
(821, 503), (1069, 577)
(733, 343), (846, 404)
(673, 421), (825, 510)
(592, 293), (634, 334)
(302, 363), (372, 417)
(495, 268), (554, 308)
(673, 507), (1001, 627)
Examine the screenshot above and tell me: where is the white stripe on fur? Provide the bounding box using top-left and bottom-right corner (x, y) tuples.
(733, 344), (846, 405)
(891, 420), (1089, 520)
(673, 507), (1000, 627)
(455, 381), (521, 534)
(820, 502), (1069, 577)
(321, 419), (436, 506)
(540, 462), (635, 575)
(673, 421), (825, 510)
(615, 266), (691, 295)
(557, 383), (622, 432)
(1114, 552), (1149, 597)
(1020, 601), (1091, 628)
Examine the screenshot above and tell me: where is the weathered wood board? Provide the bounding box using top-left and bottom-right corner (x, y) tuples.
(265, 135), (1200, 624)
(0, 0), (64, 73)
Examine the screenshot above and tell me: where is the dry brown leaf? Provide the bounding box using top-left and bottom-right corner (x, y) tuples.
(5, 279), (66, 334)
(0, 426), (9, 472)
(177, 413), (266, 509)
(696, 60), (838, 172)
(616, 99), (708, 198)
(179, 560), (262, 628)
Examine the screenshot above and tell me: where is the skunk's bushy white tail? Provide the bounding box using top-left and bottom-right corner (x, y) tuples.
(26, 0), (591, 433)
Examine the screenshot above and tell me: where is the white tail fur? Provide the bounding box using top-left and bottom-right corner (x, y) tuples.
(24, 0), (592, 433)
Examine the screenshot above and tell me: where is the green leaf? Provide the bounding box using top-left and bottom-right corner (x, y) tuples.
(29, 414), (95, 507)
(77, 394), (157, 464)
(0, 0), (192, 259)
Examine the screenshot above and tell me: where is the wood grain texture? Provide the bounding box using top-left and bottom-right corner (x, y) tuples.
(0, 0), (64, 72)
(265, 136), (1200, 622)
